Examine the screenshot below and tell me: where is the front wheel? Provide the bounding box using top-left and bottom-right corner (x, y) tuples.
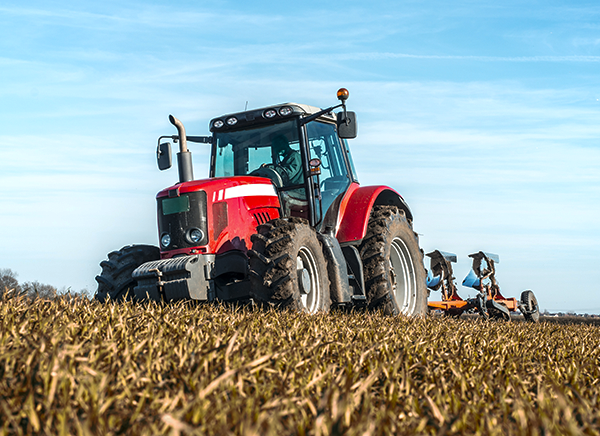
(359, 206), (428, 316)
(248, 218), (330, 313)
(94, 245), (160, 302)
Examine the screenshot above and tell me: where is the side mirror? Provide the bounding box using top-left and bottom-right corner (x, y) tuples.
(337, 111), (357, 139)
(157, 142), (172, 170)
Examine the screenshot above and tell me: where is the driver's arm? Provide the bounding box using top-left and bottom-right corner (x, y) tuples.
(281, 151), (303, 185)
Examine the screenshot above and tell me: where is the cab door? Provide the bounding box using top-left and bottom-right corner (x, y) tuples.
(305, 121), (352, 227)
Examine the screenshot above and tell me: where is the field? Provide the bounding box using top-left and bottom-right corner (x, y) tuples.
(1, 297), (599, 435)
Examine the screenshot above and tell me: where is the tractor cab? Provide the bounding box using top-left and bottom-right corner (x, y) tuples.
(208, 90), (358, 230)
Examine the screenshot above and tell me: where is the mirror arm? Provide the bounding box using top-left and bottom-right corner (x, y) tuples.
(157, 135), (174, 146)
(342, 102), (349, 125)
(187, 136), (212, 144)
(300, 103), (343, 126)
(157, 135), (212, 147)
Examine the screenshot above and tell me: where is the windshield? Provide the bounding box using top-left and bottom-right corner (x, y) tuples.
(213, 119), (302, 188)
(211, 117), (352, 224)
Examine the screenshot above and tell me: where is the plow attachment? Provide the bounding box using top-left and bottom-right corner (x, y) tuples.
(426, 250), (539, 322)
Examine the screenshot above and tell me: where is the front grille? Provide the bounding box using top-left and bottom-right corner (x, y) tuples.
(158, 190), (208, 250)
(253, 211), (271, 225)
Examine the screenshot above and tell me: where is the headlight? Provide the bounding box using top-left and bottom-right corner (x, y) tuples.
(226, 116), (238, 126)
(264, 109), (277, 119)
(212, 119), (224, 128)
(279, 106), (293, 116)
(187, 228), (204, 244)
(161, 233), (171, 247)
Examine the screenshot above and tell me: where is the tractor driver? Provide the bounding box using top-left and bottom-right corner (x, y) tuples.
(271, 134), (303, 186)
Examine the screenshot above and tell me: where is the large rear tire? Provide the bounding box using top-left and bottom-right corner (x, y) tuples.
(359, 206), (428, 316)
(248, 218), (331, 313)
(94, 245), (160, 302)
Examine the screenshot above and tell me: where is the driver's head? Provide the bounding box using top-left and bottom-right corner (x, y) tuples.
(272, 134), (290, 157)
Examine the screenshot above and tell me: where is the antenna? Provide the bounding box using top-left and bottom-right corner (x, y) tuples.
(245, 101), (248, 111)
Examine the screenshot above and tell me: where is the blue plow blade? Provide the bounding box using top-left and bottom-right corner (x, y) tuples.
(436, 251), (457, 263)
(462, 269), (481, 289)
(426, 270), (442, 289)
(426, 250), (457, 263)
(469, 251), (500, 264)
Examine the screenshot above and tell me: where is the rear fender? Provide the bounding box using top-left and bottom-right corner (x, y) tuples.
(336, 185), (413, 245)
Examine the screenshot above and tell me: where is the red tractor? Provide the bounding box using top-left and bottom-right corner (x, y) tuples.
(95, 89), (428, 315)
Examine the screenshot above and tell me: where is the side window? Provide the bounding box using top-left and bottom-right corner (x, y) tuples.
(214, 142), (234, 177)
(306, 121), (351, 215)
(307, 135), (331, 179)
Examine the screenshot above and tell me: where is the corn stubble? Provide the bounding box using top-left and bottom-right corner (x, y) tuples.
(1, 296), (599, 435)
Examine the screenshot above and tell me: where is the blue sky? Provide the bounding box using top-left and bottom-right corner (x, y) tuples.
(1, 0), (599, 313)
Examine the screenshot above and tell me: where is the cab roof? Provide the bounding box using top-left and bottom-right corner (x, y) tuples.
(209, 102), (337, 133)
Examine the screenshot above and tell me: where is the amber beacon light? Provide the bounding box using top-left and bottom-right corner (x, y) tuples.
(336, 88), (349, 102)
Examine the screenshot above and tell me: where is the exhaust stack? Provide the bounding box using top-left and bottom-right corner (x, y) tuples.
(169, 115), (194, 183)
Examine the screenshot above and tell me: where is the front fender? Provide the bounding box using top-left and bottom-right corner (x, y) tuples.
(335, 184), (413, 245)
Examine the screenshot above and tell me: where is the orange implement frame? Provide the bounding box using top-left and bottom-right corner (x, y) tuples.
(427, 250), (519, 320)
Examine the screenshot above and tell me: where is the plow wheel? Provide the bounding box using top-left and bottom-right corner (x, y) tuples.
(249, 218), (330, 313)
(95, 245), (160, 302)
(520, 290), (540, 323)
(359, 206), (428, 316)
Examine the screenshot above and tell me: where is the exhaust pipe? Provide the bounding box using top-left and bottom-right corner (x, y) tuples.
(169, 115), (194, 183)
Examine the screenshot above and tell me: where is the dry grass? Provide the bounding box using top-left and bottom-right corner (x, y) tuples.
(1, 296), (599, 435)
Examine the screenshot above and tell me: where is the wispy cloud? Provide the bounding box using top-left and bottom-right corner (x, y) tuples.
(336, 52), (600, 62)
(0, 5), (281, 31)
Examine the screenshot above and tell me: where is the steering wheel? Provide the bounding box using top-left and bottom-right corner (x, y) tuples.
(249, 165), (284, 188)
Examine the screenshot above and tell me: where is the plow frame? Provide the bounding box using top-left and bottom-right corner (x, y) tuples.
(426, 250), (528, 320)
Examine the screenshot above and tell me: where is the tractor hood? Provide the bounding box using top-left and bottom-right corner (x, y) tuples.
(156, 176), (278, 201)
(156, 176), (281, 258)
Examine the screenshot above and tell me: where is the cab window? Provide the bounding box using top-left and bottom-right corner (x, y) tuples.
(306, 121), (351, 217)
(213, 119), (301, 187)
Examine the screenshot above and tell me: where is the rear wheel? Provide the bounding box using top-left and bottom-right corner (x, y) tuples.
(95, 245), (160, 302)
(359, 206), (427, 316)
(249, 218), (330, 313)
(520, 290), (540, 323)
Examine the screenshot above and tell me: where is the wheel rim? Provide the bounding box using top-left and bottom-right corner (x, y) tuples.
(297, 246), (321, 313)
(531, 297), (539, 313)
(389, 237), (418, 315)
(523, 291), (539, 321)
(529, 295), (538, 314)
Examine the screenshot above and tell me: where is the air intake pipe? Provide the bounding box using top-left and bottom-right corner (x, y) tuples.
(169, 115), (194, 183)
